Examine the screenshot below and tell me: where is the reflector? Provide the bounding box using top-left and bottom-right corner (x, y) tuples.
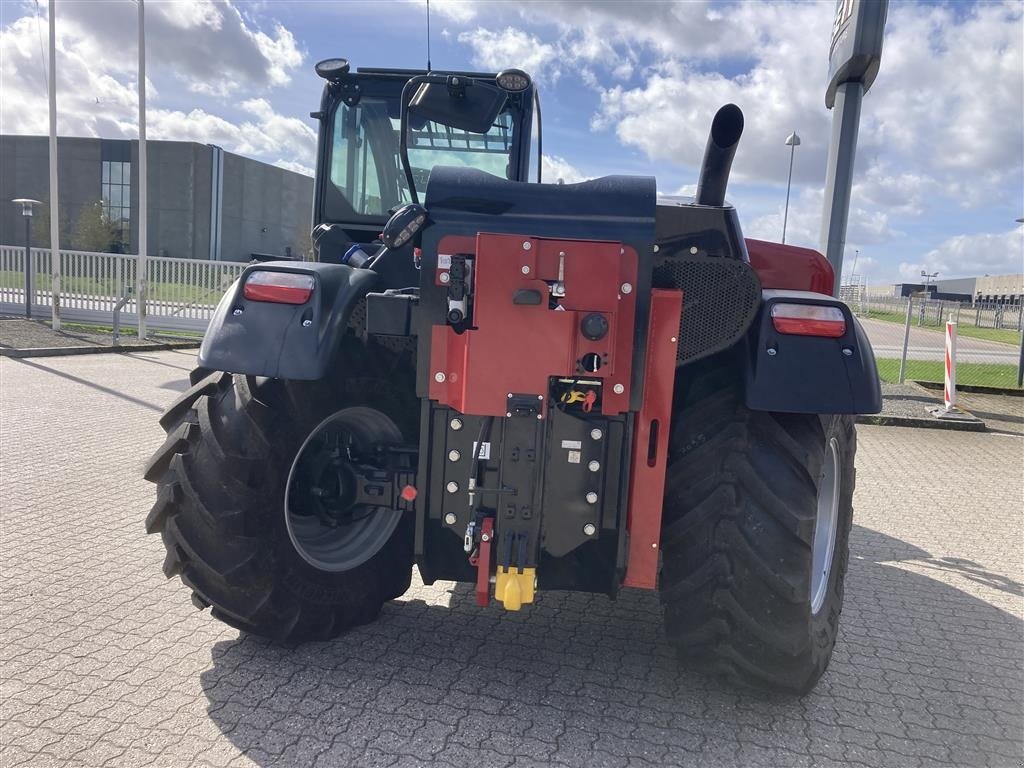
(243, 271), (315, 305)
(770, 303), (846, 338)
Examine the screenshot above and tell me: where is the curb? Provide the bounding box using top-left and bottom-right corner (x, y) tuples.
(0, 341), (200, 359)
(913, 380), (1024, 397)
(856, 413), (987, 432)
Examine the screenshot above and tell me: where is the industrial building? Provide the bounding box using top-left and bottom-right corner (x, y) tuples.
(891, 274), (1024, 304)
(1, 135), (313, 262)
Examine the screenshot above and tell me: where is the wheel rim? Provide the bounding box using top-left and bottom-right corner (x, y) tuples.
(285, 410), (402, 573)
(810, 437), (840, 615)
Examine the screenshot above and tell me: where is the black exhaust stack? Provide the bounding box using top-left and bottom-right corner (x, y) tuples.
(695, 104), (744, 207)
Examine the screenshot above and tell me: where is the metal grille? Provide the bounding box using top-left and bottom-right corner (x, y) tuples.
(348, 295), (417, 355)
(653, 255), (761, 364)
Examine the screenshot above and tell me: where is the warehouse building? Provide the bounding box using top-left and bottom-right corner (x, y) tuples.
(1, 135), (313, 262)
(891, 273), (1024, 305)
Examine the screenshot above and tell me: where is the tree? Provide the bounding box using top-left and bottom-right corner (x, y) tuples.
(72, 200), (121, 253)
(30, 199), (72, 249)
(295, 226), (314, 262)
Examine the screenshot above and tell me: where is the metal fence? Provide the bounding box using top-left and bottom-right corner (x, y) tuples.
(0, 245), (244, 333)
(855, 294), (1024, 390)
(4, 243), (1021, 390)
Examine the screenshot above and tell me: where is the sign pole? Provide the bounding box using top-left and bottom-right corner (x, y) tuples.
(820, 0), (887, 296)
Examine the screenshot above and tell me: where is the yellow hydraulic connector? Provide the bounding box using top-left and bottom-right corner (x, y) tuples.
(494, 566), (536, 611)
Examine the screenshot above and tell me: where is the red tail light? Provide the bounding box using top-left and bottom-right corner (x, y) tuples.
(243, 271), (315, 305)
(770, 303), (846, 338)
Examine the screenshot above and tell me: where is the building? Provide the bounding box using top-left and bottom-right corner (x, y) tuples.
(890, 282), (973, 302)
(890, 274), (1023, 304)
(974, 274), (1024, 304)
(1, 135), (313, 262)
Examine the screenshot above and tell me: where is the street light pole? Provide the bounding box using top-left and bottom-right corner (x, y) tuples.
(48, 0), (61, 330)
(782, 131), (800, 244)
(11, 199), (42, 319)
(921, 269), (938, 295)
(137, 0), (148, 339)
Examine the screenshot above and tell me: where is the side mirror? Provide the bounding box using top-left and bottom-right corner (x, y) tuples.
(409, 77), (505, 134)
(381, 204), (428, 250)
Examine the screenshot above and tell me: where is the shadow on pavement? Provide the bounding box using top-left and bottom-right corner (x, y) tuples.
(199, 525), (1023, 767)
(7, 356), (165, 413)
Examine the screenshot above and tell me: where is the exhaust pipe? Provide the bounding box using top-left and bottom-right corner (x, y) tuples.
(695, 104), (744, 207)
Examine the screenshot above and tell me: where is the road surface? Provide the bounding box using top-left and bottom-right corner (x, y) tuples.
(2, 350), (1021, 767)
(858, 317), (1019, 364)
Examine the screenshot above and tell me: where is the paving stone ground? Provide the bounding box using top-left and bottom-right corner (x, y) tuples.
(1, 350), (1022, 768)
(0, 316), (200, 354)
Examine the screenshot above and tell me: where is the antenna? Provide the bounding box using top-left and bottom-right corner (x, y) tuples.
(426, 0), (432, 71)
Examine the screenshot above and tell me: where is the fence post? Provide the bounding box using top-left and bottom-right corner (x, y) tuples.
(1017, 328), (1024, 389)
(944, 322), (957, 412)
(23, 219), (33, 319)
(136, 253), (147, 339)
(898, 295), (913, 384)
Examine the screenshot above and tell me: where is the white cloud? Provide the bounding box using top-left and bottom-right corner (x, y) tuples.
(457, 27), (559, 81)
(0, 1), (311, 171)
(143, 101), (316, 169)
(430, 0), (478, 24)
(899, 230), (1024, 281)
(447, 0), (1022, 280)
(542, 155), (588, 184)
(273, 159), (315, 177)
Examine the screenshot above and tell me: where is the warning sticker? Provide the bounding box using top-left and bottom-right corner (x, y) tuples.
(438, 254), (453, 268)
(561, 439), (583, 450)
(471, 441), (491, 460)
(567, 450), (582, 464)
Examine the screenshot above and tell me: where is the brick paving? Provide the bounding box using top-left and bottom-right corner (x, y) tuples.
(1, 350), (1022, 768)
(0, 316), (199, 354)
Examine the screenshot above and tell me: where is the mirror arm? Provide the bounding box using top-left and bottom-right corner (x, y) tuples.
(534, 88), (543, 184)
(398, 74), (451, 206)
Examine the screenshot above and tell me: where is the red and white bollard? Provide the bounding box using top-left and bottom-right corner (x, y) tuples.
(944, 321), (957, 412)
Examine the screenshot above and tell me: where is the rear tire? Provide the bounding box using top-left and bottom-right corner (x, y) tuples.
(144, 347), (416, 643)
(659, 356), (856, 694)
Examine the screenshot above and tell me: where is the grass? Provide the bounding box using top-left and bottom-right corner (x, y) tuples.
(862, 308), (1022, 346)
(59, 321), (203, 340)
(875, 357), (1021, 390)
(0, 270), (233, 305)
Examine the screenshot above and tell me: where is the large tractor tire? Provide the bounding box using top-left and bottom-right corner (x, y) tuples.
(660, 356), (856, 694)
(143, 346), (417, 644)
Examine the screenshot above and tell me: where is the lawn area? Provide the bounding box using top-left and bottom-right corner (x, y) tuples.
(0, 270), (233, 305)
(876, 357), (1021, 389)
(862, 308), (1022, 346)
(59, 321), (203, 340)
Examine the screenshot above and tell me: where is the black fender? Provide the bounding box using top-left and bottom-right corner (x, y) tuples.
(198, 261), (378, 380)
(743, 290), (882, 414)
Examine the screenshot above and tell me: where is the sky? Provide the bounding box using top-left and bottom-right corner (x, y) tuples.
(1, 0), (1022, 285)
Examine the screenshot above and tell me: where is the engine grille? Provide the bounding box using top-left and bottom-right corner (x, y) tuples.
(652, 255), (761, 364)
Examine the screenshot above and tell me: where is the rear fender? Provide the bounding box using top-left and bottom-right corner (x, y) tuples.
(198, 261), (378, 380)
(744, 289), (882, 414)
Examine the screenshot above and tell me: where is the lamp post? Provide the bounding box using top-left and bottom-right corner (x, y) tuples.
(11, 198), (42, 318)
(782, 131), (801, 244)
(136, 0), (149, 339)
(920, 269), (939, 295)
